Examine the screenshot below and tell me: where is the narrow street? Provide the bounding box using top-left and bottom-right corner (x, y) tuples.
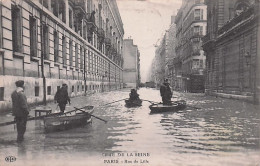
(0, 88), (259, 166)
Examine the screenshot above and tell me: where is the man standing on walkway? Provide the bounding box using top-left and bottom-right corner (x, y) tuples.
(160, 79), (173, 105)
(54, 84), (71, 113)
(11, 80), (29, 143)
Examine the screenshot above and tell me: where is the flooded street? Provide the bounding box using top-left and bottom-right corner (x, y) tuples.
(0, 88), (260, 166)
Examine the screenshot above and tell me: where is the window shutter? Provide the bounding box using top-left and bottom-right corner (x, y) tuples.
(201, 9), (203, 20)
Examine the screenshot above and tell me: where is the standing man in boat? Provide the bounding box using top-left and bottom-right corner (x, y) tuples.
(54, 84), (71, 113)
(160, 79), (173, 105)
(11, 80), (30, 143)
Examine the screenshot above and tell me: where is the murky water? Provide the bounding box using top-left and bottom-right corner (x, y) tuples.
(0, 88), (259, 166)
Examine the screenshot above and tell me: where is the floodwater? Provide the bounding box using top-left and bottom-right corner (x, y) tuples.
(0, 88), (259, 166)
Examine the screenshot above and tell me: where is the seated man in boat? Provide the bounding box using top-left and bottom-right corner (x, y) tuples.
(54, 84), (71, 113)
(129, 89), (140, 101)
(160, 79), (172, 105)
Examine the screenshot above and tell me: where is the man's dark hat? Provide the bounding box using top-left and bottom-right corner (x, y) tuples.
(164, 79), (168, 82)
(62, 83), (67, 87)
(15, 80), (24, 87)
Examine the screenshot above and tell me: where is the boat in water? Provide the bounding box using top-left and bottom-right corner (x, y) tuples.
(44, 105), (94, 133)
(149, 100), (186, 114)
(125, 99), (142, 107)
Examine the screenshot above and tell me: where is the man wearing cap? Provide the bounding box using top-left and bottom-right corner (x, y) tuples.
(54, 84), (71, 113)
(160, 79), (173, 105)
(11, 80), (29, 143)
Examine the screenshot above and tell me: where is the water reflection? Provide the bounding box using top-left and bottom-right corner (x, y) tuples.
(0, 88), (259, 165)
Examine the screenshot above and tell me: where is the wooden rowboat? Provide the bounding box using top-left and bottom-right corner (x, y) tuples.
(125, 99), (142, 107)
(149, 100), (186, 114)
(44, 105), (94, 133)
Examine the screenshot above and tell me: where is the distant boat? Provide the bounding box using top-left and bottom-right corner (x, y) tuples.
(149, 100), (186, 114)
(44, 105), (94, 133)
(125, 99), (142, 107)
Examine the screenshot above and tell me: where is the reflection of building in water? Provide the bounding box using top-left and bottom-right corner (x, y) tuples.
(0, 0), (124, 111)
(122, 39), (141, 88)
(202, 0), (260, 103)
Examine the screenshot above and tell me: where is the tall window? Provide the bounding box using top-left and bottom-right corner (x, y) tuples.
(75, 43), (78, 68)
(80, 46), (83, 69)
(11, 5), (22, 53)
(62, 36), (66, 65)
(42, 24), (49, 60)
(194, 9), (201, 20)
(29, 16), (37, 57)
(69, 9), (73, 28)
(51, 0), (58, 17)
(54, 31), (59, 62)
(69, 40), (73, 66)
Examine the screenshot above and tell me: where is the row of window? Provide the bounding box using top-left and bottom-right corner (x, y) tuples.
(39, 0), (123, 56)
(11, 4), (122, 72)
(0, 84), (111, 101)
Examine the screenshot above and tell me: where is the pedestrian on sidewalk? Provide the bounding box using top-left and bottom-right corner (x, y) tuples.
(11, 80), (30, 143)
(54, 84), (71, 113)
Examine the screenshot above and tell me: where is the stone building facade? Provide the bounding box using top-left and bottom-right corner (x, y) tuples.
(202, 0), (260, 103)
(174, 0), (207, 92)
(122, 39), (140, 88)
(0, 0), (124, 111)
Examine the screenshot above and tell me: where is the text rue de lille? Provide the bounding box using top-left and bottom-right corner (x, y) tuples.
(102, 152), (150, 164)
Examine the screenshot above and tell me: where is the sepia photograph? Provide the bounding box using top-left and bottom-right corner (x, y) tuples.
(0, 0), (260, 165)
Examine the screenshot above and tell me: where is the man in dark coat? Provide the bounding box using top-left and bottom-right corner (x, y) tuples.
(54, 84), (71, 113)
(160, 79), (173, 105)
(11, 80), (29, 143)
(129, 89), (140, 101)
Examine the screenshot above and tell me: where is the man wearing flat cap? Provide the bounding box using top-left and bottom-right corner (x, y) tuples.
(11, 80), (29, 143)
(54, 83), (71, 113)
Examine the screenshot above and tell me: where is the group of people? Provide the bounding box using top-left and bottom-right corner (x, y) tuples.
(11, 81), (70, 143)
(10, 78), (172, 143)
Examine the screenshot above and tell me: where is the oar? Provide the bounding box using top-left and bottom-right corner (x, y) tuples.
(73, 107), (107, 123)
(101, 98), (128, 106)
(141, 99), (160, 104)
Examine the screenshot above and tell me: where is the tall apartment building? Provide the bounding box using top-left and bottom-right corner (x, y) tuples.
(0, 0), (124, 111)
(202, 0), (260, 103)
(174, 0), (207, 92)
(122, 39), (140, 88)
